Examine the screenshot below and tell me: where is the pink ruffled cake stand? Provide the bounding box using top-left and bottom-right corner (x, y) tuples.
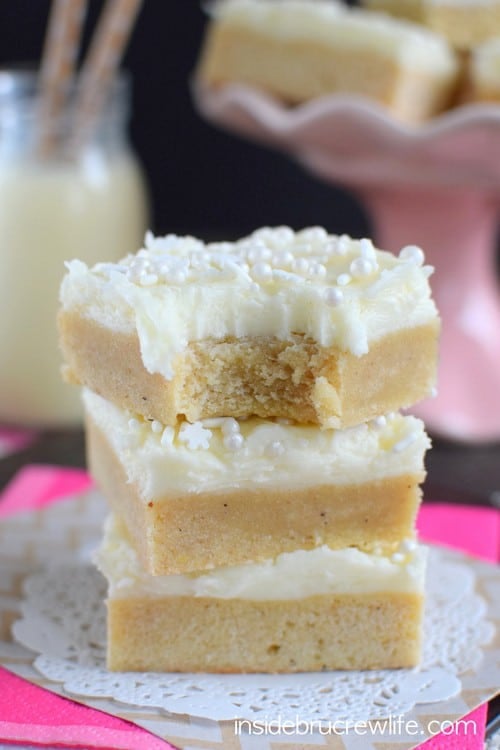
(195, 84), (500, 443)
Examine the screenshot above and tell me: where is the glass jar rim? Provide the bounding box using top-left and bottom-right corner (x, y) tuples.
(0, 65), (131, 112)
(0, 66), (132, 159)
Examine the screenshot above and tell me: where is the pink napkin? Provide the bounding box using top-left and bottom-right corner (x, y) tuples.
(418, 503), (499, 563)
(0, 464), (93, 517)
(0, 465), (498, 750)
(0, 669), (171, 750)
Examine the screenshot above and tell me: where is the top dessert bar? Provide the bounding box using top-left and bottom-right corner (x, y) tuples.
(196, 0), (460, 123)
(59, 227), (439, 428)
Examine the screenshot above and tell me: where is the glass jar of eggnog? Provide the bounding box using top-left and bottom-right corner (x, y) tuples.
(0, 69), (149, 426)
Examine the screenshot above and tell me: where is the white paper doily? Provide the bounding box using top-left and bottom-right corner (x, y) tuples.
(12, 543), (495, 724)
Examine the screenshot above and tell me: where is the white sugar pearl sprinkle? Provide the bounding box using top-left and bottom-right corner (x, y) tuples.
(371, 415), (387, 429)
(391, 552), (405, 564)
(223, 433), (244, 451)
(172, 269), (187, 284)
(251, 262), (273, 282)
(399, 245), (425, 266)
(129, 258), (149, 271)
(221, 418), (240, 436)
(139, 272), (158, 286)
(273, 226), (294, 243)
(299, 226), (327, 242)
(151, 420), (163, 434)
(265, 440), (285, 457)
(273, 250), (294, 267)
(337, 273), (351, 286)
(324, 287), (344, 306)
(359, 238), (376, 259)
(324, 240), (340, 255)
(399, 539), (417, 553)
(158, 262), (172, 276)
(247, 246), (272, 263)
(309, 262), (326, 278)
(337, 236), (350, 255)
(350, 257), (375, 278)
(128, 418), (141, 430)
(292, 257), (310, 274)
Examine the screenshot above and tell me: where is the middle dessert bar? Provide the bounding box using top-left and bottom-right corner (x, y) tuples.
(85, 389), (430, 576)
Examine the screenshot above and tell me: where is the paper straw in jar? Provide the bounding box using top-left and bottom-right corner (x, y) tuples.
(38, 0), (88, 155)
(71, 0), (143, 148)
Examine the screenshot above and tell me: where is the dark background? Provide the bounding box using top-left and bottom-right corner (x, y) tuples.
(0, 0), (367, 239)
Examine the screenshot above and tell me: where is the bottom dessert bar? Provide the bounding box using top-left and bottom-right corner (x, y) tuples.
(96, 515), (427, 673)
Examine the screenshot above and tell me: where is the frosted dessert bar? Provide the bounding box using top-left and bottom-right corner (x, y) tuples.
(59, 227), (440, 429)
(196, 0), (460, 123)
(85, 389), (430, 575)
(96, 513), (427, 672)
(363, 0), (500, 49)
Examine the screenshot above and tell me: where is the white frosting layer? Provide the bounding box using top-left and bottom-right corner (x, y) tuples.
(96, 513), (427, 600)
(61, 227), (438, 381)
(84, 389), (430, 498)
(209, 0), (458, 74)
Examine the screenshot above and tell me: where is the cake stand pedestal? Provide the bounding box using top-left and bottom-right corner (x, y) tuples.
(195, 85), (500, 442)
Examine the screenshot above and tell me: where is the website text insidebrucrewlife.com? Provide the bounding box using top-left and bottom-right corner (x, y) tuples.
(234, 714), (479, 738)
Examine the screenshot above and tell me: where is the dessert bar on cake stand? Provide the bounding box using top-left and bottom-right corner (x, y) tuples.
(194, 84), (500, 443)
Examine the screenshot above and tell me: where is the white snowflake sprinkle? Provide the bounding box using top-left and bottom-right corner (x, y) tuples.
(178, 422), (212, 450)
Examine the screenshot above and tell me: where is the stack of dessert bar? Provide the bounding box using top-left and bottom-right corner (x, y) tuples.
(58, 226), (439, 672)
